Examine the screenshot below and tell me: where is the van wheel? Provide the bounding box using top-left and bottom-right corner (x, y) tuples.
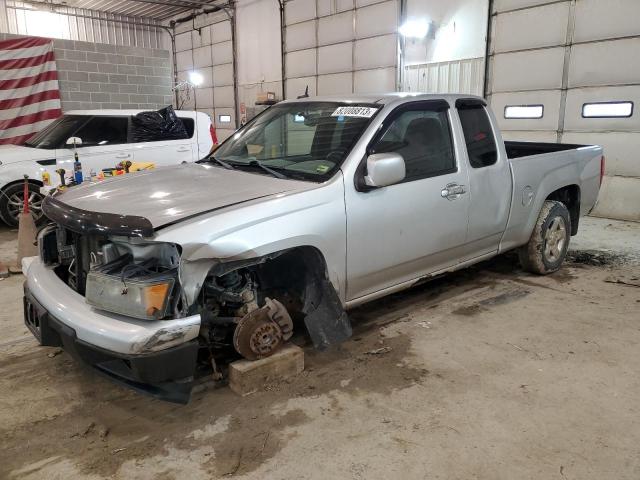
(0, 182), (45, 228)
(519, 200), (571, 275)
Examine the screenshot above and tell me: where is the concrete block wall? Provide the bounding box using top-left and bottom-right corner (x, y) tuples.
(0, 33), (173, 111)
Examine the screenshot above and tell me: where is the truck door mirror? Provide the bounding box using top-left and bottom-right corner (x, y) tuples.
(65, 137), (83, 147)
(364, 153), (406, 188)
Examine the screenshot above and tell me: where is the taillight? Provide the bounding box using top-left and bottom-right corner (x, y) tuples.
(600, 155), (605, 186)
(210, 124), (218, 145)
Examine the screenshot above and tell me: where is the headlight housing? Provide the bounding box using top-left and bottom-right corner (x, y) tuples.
(85, 270), (176, 320)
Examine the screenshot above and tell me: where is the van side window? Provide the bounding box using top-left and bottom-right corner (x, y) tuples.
(458, 106), (498, 168)
(74, 116), (128, 147)
(371, 108), (456, 183)
(179, 117), (195, 138)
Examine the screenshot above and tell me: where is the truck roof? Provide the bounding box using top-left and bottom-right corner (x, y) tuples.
(279, 92), (486, 106)
(63, 109), (203, 118)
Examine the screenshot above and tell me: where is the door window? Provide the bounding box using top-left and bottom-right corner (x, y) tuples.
(74, 116), (128, 147)
(370, 107), (456, 182)
(458, 106), (498, 168)
(178, 117), (195, 137)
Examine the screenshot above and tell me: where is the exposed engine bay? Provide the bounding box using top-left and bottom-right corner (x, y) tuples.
(39, 224), (297, 367)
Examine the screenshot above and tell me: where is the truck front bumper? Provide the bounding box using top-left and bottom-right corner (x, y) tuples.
(23, 257), (202, 403)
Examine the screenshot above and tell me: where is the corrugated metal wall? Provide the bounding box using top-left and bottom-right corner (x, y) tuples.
(403, 57), (485, 96)
(486, 0), (640, 221)
(1, 0), (166, 49)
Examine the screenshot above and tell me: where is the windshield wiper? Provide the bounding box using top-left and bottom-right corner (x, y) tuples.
(200, 155), (234, 170)
(248, 160), (288, 179)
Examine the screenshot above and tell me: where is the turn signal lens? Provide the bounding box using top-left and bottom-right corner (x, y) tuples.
(144, 283), (171, 317)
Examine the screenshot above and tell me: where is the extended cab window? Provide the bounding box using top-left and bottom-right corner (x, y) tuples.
(371, 107), (456, 182)
(458, 106), (498, 168)
(74, 116), (128, 147)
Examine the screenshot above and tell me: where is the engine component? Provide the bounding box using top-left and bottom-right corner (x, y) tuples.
(233, 298), (293, 360)
(203, 270), (258, 316)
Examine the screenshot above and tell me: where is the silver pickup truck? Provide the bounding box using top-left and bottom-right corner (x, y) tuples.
(23, 94), (604, 402)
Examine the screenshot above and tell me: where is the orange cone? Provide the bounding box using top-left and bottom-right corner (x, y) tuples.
(13, 176), (38, 274)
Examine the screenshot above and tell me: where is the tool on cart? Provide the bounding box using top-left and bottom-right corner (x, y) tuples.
(66, 136), (83, 184)
(55, 168), (66, 187)
(41, 171), (51, 186)
(121, 160), (132, 173)
(14, 175), (38, 273)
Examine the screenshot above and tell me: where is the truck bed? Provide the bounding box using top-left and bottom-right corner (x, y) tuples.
(505, 141), (587, 159)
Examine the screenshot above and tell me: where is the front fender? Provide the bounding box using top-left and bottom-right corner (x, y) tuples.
(154, 174), (348, 302)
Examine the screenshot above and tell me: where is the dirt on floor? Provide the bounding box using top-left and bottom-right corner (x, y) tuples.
(0, 219), (639, 480)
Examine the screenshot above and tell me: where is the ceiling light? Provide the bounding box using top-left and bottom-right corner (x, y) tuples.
(399, 19), (429, 39)
(188, 71), (203, 86)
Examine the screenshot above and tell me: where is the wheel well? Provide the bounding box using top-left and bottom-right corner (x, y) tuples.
(1, 178), (44, 192)
(546, 185), (580, 235)
(251, 246), (331, 316)
(210, 246), (350, 349)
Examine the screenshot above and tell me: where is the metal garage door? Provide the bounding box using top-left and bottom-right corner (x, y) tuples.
(174, 12), (237, 141)
(486, 0), (640, 221)
(283, 0), (399, 99)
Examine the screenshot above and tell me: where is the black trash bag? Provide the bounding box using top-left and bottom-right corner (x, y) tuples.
(128, 106), (189, 143)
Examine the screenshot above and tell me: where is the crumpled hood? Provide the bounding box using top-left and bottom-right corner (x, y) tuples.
(0, 145), (55, 165)
(53, 163), (314, 228)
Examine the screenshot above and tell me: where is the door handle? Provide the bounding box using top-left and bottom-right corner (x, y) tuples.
(115, 153), (131, 159)
(441, 183), (466, 200)
(177, 147), (191, 152)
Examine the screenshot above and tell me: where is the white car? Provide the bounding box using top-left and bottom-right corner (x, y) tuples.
(0, 109), (215, 226)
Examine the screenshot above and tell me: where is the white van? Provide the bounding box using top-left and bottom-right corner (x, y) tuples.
(0, 109), (215, 226)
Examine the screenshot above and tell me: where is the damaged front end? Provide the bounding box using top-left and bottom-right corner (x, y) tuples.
(31, 196), (351, 403)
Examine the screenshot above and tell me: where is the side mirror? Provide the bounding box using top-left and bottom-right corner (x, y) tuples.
(364, 153), (406, 188)
(66, 137), (82, 147)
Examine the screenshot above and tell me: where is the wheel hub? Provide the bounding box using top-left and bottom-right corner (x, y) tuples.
(543, 216), (567, 263)
(233, 298), (293, 360)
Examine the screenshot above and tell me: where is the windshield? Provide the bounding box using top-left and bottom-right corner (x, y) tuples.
(213, 102), (380, 180)
(24, 115), (90, 149)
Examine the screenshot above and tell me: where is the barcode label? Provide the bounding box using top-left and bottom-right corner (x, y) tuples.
(331, 106), (379, 118)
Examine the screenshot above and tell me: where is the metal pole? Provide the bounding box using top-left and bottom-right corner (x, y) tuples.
(170, 26), (180, 108)
(278, 0), (286, 101)
(482, 0), (494, 99)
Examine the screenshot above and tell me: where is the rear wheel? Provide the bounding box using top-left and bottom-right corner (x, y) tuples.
(0, 182), (45, 227)
(519, 200), (571, 275)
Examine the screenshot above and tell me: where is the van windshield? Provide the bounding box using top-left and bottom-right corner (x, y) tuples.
(24, 115), (90, 149)
(213, 102), (380, 180)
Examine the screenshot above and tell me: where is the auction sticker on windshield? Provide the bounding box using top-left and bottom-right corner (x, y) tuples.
(331, 106), (379, 118)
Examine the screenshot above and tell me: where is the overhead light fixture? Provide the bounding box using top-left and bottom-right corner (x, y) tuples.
(188, 71), (204, 87)
(399, 19), (430, 39)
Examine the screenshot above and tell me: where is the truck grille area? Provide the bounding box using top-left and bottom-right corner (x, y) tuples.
(40, 224), (182, 320)
(40, 225), (90, 294)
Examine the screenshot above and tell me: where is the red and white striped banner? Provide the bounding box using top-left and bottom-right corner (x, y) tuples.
(0, 36), (62, 145)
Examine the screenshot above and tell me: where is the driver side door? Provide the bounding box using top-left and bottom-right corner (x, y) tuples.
(345, 100), (470, 302)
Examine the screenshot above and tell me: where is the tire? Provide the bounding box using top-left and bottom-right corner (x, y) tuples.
(519, 200), (571, 275)
(0, 182), (46, 228)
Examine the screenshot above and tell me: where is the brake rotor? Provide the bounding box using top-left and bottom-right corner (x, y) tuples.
(233, 302), (283, 360)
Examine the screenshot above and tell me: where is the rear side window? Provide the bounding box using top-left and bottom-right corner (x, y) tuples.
(179, 117), (195, 137)
(371, 106), (456, 183)
(458, 106), (498, 168)
(75, 116), (128, 147)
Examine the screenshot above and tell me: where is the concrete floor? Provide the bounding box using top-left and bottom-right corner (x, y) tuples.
(0, 217), (639, 479)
